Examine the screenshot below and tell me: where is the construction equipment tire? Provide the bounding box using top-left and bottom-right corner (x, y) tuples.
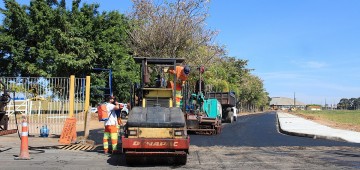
(175, 154), (187, 165)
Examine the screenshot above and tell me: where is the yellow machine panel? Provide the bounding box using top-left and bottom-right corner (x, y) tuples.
(142, 98), (173, 107)
(142, 88), (174, 107)
(143, 88), (173, 98)
(140, 128), (173, 138)
(127, 127), (185, 139)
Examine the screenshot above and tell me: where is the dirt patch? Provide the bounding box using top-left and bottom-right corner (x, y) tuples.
(288, 112), (360, 132)
(88, 113), (106, 130)
(74, 113), (104, 133)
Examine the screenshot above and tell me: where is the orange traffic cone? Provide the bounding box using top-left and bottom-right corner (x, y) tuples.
(15, 115), (30, 160)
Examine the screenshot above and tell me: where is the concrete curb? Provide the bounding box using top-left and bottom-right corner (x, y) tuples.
(276, 112), (348, 143)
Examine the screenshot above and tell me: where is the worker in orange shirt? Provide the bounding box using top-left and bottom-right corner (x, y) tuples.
(167, 65), (190, 107)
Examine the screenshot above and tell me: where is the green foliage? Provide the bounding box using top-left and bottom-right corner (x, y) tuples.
(8, 83), (26, 92)
(337, 98), (360, 110)
(306, 104), (322, 107)
(0, 0), (137, 105)
(238, 74), (268, 110)
(111, 55), (139, 102)
(203, 56), (269, 111)
(0, 0), (269, 109)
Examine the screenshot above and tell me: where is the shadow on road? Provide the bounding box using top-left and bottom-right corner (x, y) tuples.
(106, 153), (127, 166)
(84, 128), (186, 167)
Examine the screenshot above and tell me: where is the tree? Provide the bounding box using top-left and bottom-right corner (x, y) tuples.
(204, 56), (248, 92)
(127, 0), (220, 62)
(236, 74), (268, 112)
(338, 98), (350, 110)
(202, 56), (268, 112)
(0, 0), (138, 104)
(0, 0), (30, 76)
(1, 0), (269, 109)
(356, 97), (360, 110)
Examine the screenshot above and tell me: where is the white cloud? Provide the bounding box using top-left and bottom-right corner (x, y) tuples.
(258, 72), (311, 81)
(304, 61), (327, 69)
(289, 60), (328, 69)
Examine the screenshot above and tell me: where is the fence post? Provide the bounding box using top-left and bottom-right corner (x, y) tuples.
(84, 76), (90, 115)
(69, 75), (75, 118)
(84, 106), (91, 139)
(84, 76), (91, 139)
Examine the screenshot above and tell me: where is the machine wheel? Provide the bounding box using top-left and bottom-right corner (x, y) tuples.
(125, 154), (137, 165)
(216, 119), (222, 134)
(175, 154), (187, 165)
(216, 126), (222, 134)
(228, 112), (234, 123)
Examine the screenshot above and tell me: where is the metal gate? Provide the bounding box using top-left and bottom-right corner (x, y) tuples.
(0, 77), (86, 135)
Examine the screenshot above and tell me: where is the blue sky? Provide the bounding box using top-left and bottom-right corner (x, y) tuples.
(2, 0), (360, 105)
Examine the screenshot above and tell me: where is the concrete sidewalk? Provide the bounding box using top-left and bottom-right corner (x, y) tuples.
(277, 112), (360, 143)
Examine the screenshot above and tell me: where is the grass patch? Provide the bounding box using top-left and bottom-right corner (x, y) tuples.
(296, 110), (360, 126)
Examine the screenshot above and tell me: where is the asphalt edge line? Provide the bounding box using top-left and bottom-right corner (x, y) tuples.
(276, 111), (348, 143)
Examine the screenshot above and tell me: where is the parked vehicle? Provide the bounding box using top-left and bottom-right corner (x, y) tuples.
(90, 107), (98, 113)
(232, 106), (237, 122)
(206, 92), (237, 123)
(119, 103), (129, 119)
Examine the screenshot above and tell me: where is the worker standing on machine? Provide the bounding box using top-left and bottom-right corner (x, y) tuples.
(103, 95), (121, 154)
(167, 65), (190, 107)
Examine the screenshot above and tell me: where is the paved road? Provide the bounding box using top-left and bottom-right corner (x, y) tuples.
(1, 111), (360, 169)
(190, 112), (360, 147)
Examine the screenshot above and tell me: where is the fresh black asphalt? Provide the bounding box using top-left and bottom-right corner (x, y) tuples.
(189, 112), (360, 147)
(86, 111), (360, 148)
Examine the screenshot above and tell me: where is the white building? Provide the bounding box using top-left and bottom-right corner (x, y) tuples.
(270, 97), (306, 110)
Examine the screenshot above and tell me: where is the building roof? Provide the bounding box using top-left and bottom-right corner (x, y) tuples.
(270, 97), (306, 106)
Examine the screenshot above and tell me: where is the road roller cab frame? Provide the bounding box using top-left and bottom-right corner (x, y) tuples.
(122, 57), (189, 165)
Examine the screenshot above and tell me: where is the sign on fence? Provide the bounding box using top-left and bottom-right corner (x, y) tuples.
(59, 117), (77, 144)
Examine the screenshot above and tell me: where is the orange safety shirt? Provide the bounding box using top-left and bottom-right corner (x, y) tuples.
(168, 66), (188, 84)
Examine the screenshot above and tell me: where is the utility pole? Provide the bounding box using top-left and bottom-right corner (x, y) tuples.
(293, 92), (296, 109)
(325, 98), (327, 110)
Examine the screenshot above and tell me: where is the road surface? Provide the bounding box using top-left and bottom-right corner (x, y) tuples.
(1, 112), (359, 169)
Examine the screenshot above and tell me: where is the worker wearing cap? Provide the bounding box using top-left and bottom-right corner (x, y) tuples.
(167, 65), (190, 107)
(103, 95), (121, 154)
